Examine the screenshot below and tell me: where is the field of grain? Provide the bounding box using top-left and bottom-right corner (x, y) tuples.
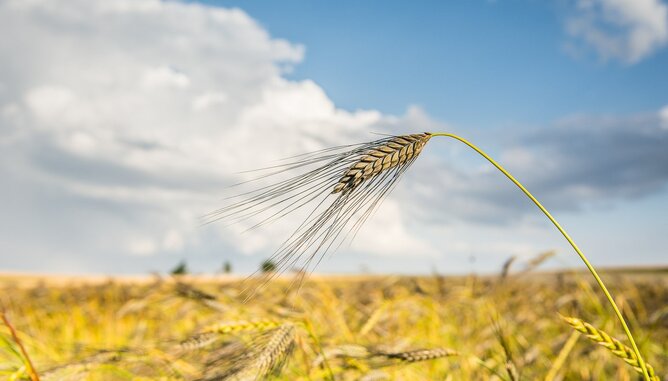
(1, 267), (666, 380)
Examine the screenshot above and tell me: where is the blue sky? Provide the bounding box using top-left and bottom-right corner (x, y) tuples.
(0, 0), (666, 275)
(213, 0), (668, 126)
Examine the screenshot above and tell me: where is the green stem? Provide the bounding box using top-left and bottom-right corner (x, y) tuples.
(430, 132), (650, 381)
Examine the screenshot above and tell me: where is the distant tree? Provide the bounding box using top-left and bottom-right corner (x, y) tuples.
(260, 259), (277, 273)
(223, 260), (232, 274)
(170, 260), (188, 276)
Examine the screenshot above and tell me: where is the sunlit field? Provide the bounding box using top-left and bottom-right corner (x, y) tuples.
(1, 264), (666, 380)
(3, 1), (668, 380)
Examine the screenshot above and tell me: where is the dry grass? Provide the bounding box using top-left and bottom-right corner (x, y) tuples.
(0, 267), (666, 380)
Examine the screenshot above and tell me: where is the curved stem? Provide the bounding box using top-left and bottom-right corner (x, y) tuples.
(430, 132), (650, 380)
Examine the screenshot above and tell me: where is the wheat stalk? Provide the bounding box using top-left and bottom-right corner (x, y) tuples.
(1, 311), (40, 381)
(562, 316), (660, 380)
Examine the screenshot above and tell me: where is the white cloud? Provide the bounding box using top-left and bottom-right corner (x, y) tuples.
(142, 66), (191, 89)
(350, 200), (438, 258)
(565, 0), (668, 63)
(0, 0), (433, 273)
(660, 105), (668, 129)
(191, 91), (228, 111)
(1, 0), (667, 275)
(162, 229), (185, 251)
(128, 238), (158, 257)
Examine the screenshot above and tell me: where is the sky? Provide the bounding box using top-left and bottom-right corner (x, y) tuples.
(0, 0), (666, 275)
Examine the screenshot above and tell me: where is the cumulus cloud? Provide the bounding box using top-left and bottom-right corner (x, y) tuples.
(660, 105), (668, 129)
(142, 66), (191, 89)
(564, 0), (668, 63)
(1, 0), (666, 274)
(0, 0), (432, 273)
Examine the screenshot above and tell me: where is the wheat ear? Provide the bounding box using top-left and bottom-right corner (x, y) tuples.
(333, 133), (431, 194)
(229, 324), (296, 381)
(179, 332), (221, 352)
(209, 132), (434, 283)
(180, 319), (283, 353)
(202, 319), (283, 335)
(562, 316), (660, 380)
(378, 348), (459, 363)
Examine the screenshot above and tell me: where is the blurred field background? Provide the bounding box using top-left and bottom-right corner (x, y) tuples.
(1, 262), (666, 380)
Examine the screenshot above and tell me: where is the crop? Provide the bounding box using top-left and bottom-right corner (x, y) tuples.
(561, 315), (660, 380)
(208, 132), (656, 379)
(1, 132), (664, 380)
(1, 270), (666, 380)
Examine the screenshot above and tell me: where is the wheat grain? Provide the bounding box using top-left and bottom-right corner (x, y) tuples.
(179, 332), (220, 352)
(562, 316), (660, 381)
(333, 133), (432, 194)
(208, 133), (437, 286)
(359, 370), (391, 381)
(248, 324), (295, 378)
(379, 348), (459, 363)
(181, 319), (284, 355)
(519, 251), (555, 275)
(41, 350), (123, 380)
(499, 255), (517, 280)
(202, 319), (283, 335)
(222, 324), (296, 381)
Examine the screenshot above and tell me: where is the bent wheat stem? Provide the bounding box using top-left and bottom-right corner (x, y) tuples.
(430, 132), (650, 380)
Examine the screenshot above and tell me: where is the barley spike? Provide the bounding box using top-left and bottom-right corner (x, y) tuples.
(203, 319), (282, 335)
(562, 316), (660, 381)
(251, 324), (296, 377)
(381, 347), (459, 363)
(226, 324), (296, 381)
(333, 133), (432, 194)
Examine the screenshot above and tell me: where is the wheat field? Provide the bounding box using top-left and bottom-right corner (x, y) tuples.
(1, 266), (666, 380)
(2, 133), (667, 380)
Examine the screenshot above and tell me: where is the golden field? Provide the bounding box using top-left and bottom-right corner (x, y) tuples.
(1, 267), (667, 380)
